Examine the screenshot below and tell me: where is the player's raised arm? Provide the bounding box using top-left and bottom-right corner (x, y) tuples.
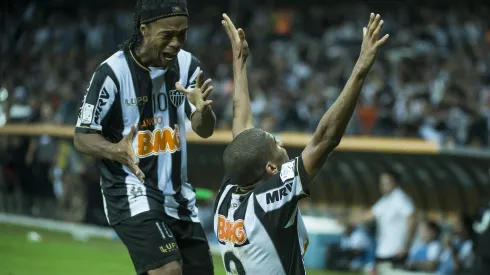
(222, 14), (253, 138)
(302, 13), (389, 181)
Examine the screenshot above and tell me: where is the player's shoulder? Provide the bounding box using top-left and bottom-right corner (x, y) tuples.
(100, 50), (128, 73)
(92, 51), (127, 81)
(86, 51), (126, 92)
(279, 158), (298, 182)
(177, 50), (200, 71)
(253, 157), (301, 195)
(177, 49), (199, 62)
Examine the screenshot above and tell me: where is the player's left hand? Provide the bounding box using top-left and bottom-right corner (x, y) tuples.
(355, 13), (389, 76)
(175, 70), (213, 112)
(222, 13), (249, 66)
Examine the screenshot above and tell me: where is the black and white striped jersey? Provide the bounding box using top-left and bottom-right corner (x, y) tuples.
(75, 48), (202, 225)
(213, 156), (310, 275)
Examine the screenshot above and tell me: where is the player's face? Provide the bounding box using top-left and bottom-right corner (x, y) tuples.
(379, 173), (395, 195)
(142, 16), (188, 67)
(268, 133), (289, 170)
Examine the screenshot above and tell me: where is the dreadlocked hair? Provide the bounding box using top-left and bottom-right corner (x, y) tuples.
(119, 0), (144, 50)
(119, 0), (188, 50)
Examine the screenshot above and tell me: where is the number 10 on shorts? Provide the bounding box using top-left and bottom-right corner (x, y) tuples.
(155, 222), (174, 239)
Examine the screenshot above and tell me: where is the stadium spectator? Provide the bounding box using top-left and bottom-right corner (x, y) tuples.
(326, 224), (373, 271)
(405, 219), (442, 272)
(438, 214), (475, 275)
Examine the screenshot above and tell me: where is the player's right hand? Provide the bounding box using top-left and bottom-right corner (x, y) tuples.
(112, 124), (145, 183)
(222, 13), (249, 66)
(355, 13), (389, 76)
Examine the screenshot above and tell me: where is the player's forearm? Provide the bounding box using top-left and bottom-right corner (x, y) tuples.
(302, 67), (366, 178)
(191, 106), (216, 138)
(73, 133), (118, 160)
(314, 67), (366, 147)
(231, 63), (253, 138)
(404, 213), (416, 250)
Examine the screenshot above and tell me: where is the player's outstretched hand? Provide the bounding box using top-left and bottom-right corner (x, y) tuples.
(176, 71), (213, 112)
(355, 13), (389, 76)
(113, 124), (145, 183)
(222, 13), (249, 66)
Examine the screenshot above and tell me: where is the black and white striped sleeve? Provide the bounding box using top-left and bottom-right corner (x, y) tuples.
(184, 55), (200, 120)
(253, 157), (310, 224)
(75, 63), (119, 134)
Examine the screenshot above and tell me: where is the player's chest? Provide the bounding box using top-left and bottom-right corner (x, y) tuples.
(120, 75), (187, 122)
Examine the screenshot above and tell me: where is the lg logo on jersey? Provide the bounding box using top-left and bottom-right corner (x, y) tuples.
(136, 125), (181, 158)
(217, 215), (247, 245)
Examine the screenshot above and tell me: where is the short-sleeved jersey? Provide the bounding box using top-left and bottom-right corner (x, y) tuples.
(75, 48), (201, 225)
(213, 156), (310, 275)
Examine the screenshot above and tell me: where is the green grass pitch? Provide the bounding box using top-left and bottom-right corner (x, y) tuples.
(0, 223), (354, 275)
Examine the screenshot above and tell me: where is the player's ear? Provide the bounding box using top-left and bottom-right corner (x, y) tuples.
(265, 162), (279, 176)
(140, 24), (149, 38)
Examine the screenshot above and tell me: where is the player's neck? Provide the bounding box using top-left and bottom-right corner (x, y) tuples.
(134, 44), (154, 68)
(238, 178), (265, 192)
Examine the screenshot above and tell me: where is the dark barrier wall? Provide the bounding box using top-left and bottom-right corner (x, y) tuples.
(188, 143), (490, 214)
(1, 124), (489, 214)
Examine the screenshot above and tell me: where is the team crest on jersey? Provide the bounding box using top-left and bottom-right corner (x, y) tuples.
(169, 89), (185, 107)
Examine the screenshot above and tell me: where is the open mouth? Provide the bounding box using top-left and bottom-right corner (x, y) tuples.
(162, 52), (177, 61)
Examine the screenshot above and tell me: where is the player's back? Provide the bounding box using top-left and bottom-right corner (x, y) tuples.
(213, 157), (310, 275)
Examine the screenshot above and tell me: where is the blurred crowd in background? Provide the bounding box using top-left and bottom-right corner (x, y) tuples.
(1, 2), (490, 146)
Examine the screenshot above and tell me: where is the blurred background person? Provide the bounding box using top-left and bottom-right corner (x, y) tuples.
(405, 219), (442, 272)
(438, 214), (475, 275)
(472, 198), (490, 275)
(347, 170), (416, 268)
(326, 223), (373, 272)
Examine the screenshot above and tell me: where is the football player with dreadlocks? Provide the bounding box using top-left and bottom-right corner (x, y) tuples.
(74, 0), (215, 274)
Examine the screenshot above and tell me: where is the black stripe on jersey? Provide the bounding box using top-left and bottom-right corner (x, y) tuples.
(96, 65), (127, 224)
(76, 63), (120, 133)
(184, 99), (193, 120)
(185, 55), (201, 120)
(187, 55), (200, 85)
(100, 79), (123, 143)
(254, 199), (306, 275)
(214, 175), (233, 213)
(166, 61), (192, 218)
(124, 49), (163, 212)
(184, 55), (200, 119)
